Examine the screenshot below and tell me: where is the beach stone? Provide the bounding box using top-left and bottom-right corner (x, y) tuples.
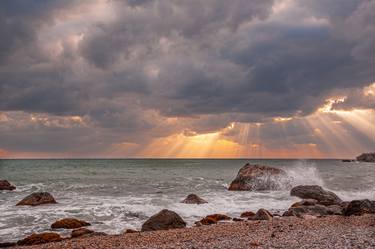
(290, 185), (342, 206)
(124, 229), (138, 234)
(206, 214), (231, 221)
(291, 199), (318, 207)
(250, 209), (273, 221)
(326, 205), (344, 215)
(240, 211), (256, 218)
(196, 214), (231, 225)
(197, 217), (217, 225)
(0, 180), (16, 191)
(141, 209), (186, 232)
(16, 192), (57, 206)
(71, 228), (94, 238)
(228, 164), (289, 191)
(232, 218), (244, 222)
(181, 194), (208, 204)
(344, 199), (375, 216)
(301, 214), (317, 220)
(356, 153), (375, 162)
(51, 218), (91, 229)
(283, 204), (329, 218)
(17, 232), (62, 246)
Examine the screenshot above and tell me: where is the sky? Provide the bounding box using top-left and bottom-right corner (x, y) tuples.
(0, 0), (375, 159)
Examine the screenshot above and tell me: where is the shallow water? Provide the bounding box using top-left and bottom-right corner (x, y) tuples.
(1, 159), (375, 242)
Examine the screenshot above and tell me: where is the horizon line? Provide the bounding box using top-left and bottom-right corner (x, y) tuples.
(0, 157), (354, 160)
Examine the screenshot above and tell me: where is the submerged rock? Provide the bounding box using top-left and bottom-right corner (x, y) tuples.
(356, 153), (375, 162)
(0, 180), (16, 191)
(228, 164), (289, 191)
(141, 209), (186, 232)
(181, 194), (208, 204)
(290, 185), (342, 206)
(17, 232), (62, 246)
(16, 192), (57, 206)
(344, 199), (375, 216)
(51, 218), (91, 229)
(250, 209), (273, 221)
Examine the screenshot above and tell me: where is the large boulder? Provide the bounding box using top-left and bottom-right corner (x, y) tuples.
(141, 209), (186, 232)
(356, 153), (375, 162)
(0, 180), (16, 191)
(344, 199), (375, 216)
(16, 192), (57, 206)
(17, 232), (62, 246)
(181, 194), (208, 204)
(51, 218), (91, 229)
(290, 185), (342, 206)
(228, 164), (288, 191)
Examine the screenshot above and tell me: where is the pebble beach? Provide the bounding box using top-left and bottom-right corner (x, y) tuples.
(14, 214), (375, 249)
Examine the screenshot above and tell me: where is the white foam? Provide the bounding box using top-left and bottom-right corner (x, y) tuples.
(284, 161), (325, 187)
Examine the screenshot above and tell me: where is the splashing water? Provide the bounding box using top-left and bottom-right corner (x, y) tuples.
(1, 159), (375, 242)
(284, 160), (325, 187)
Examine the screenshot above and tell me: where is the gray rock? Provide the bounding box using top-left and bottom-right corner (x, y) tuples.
(141, 209), (186, 232)
(250, 209), (273, 221)
(181, 194), (208, 204)
(283, 204), (329, 218)
(290, 185), (342, 206)
(344, 199), (375, 216)
(16, 192), (57, 206)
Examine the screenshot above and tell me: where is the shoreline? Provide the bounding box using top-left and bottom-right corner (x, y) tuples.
(14, 214), (375, 249)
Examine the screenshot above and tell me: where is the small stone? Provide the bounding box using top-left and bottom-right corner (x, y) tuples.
(181, 194), (208, 204)
(250, 209), (273, 221)
(51, 218), (91, 229)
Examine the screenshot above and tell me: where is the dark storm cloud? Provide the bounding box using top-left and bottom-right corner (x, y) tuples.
(1, 0), (375, 155)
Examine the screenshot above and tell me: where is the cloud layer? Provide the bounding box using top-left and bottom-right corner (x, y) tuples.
(1, 0), (375, 157)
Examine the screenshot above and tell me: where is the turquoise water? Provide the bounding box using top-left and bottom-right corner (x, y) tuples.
(1, 159), (375, 242)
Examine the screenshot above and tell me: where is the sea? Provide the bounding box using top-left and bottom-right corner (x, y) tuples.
(1, 159), (375, 242)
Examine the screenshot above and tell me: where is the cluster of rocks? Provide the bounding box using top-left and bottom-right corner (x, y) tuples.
(284, 185), (375, 218)
(10, 218), (106, 246)
(342, 152), (375, 162)
(356, 153), (375, 162)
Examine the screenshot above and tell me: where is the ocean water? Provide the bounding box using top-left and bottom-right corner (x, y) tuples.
(1, 159), (375, 242)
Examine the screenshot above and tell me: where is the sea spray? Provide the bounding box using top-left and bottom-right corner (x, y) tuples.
(284, 160), (325, 187)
